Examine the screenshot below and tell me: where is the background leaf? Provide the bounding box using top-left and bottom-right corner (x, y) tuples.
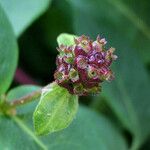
(102, 41), (150, 150)
(37, 0), (74, 53)
(69, 0), (150, 64)
(0, 107), (128, 150)
(0, 0), (52, 37)
(68, 0), (150, 149)
(13, 0), (74, 84)
(0, 4), (18, 95)
(107, 0), (150, 64)
(34, 82), (78, 135)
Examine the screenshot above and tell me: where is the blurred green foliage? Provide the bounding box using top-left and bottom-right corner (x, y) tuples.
(0, 4), (18, 95)
(0, 0), (150, 149)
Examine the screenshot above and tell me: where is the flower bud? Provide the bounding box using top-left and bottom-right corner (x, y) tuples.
(54, 35), (117, 95)
(69, 68), (79, 82)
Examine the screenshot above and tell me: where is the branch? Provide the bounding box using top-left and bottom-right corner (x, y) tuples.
(9, 89), (42, 107)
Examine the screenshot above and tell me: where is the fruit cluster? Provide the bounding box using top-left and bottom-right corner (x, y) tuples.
(54, 35), (117, 95)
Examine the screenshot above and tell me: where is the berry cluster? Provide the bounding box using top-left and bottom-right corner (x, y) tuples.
(54, 35), (117, 96)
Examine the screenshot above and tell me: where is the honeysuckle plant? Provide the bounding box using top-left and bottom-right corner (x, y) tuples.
(1, 1), (150, 150)
(0, 33), (117, 135)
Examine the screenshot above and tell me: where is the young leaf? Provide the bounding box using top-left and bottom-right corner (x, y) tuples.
(0, 4), (18, 95)
(57, 33), (77, 46)
(33, 82), (78, 135)
(0, 0), (52, 37)
(0, 106), (128, 150)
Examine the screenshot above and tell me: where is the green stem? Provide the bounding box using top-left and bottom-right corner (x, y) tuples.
(0, 82), (56, 115)
(9, 89), (42, 108)
(0, 89), (42, 116)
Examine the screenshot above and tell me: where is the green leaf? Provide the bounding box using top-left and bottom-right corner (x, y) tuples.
(102, 42), (150, 150)
(0, 4), (18, 95)
(69, 0), (150, 64)
(7, 85), (41, 114)
(0, 106), (128, 150)
(33, 82), (78, 135)
(57, 33), (77, 46)
(106, 0), (150, 64)
(69, 0), (150, 149)
(0, 0), (52, 37)
(38, 0), (74, 53)
(140, 138), (150, 150)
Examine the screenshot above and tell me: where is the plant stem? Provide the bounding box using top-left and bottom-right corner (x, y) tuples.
(9, 89), (42, 107)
